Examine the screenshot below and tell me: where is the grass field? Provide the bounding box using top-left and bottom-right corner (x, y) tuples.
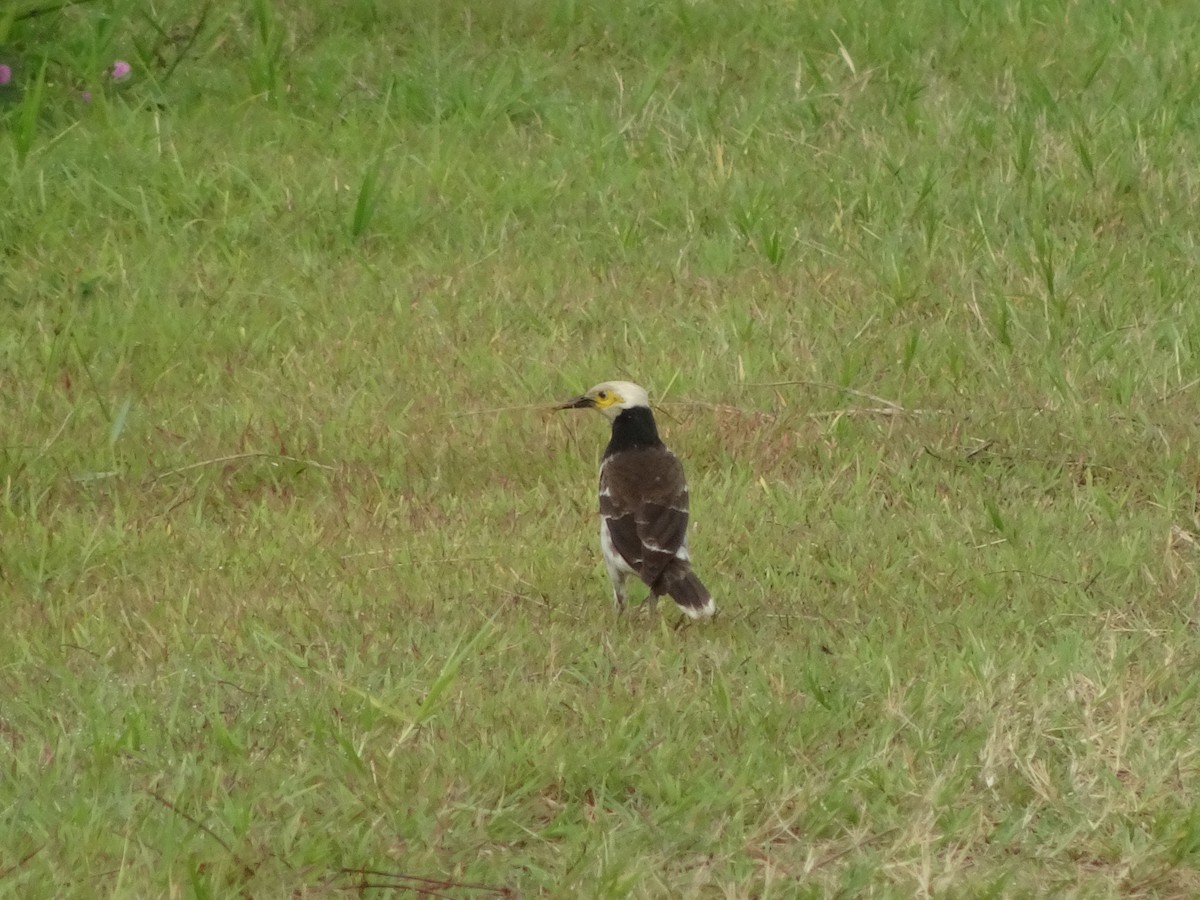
(4, 0), (1200, 896)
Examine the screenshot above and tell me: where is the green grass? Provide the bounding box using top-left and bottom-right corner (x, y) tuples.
(4, 0), (1200, 895)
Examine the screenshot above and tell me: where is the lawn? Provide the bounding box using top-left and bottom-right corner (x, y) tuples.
(3, 0), (1200, 896)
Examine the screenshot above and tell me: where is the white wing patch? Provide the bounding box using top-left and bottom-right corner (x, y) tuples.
(601, 517), (636, 577)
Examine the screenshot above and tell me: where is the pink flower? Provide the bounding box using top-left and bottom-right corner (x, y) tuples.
(111, 60), (131, 81)
(81, 90), (92, 103)
(0, 64), (11, 86)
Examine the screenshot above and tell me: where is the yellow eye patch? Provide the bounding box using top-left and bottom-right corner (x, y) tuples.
(593, 389), (622, 409)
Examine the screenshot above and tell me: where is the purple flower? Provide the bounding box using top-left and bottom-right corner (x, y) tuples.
(0, 64), (11, 87)
(111, 60), (131, 81)
(81, 90), (93, 103)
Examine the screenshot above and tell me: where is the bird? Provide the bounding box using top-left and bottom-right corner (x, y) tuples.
(557, 380), (716, 620)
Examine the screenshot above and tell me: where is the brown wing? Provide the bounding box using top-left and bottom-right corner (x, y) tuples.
(600, 447), (690, 591)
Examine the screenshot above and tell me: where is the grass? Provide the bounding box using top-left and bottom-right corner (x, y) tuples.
(3, 0), (1200, 895)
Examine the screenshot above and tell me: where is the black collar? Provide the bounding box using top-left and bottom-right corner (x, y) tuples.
(604, 406), (663, 457)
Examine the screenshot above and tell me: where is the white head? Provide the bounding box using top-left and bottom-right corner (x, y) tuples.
(557, 381), (651, 421)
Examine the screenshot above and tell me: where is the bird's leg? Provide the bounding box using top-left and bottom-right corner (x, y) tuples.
(639, 592), (659, 615)
(610, 574), (628, 615)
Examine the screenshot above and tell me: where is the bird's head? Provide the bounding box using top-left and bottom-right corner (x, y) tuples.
(556, 381), (650, 422)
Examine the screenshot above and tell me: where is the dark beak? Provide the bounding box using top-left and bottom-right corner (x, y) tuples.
(555, 394), (594, 411)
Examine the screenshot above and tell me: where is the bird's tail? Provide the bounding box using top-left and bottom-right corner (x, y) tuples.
(658, 562), (716, 620)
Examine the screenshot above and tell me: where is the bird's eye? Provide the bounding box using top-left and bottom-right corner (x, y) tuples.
(597, 391), (607, 399)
